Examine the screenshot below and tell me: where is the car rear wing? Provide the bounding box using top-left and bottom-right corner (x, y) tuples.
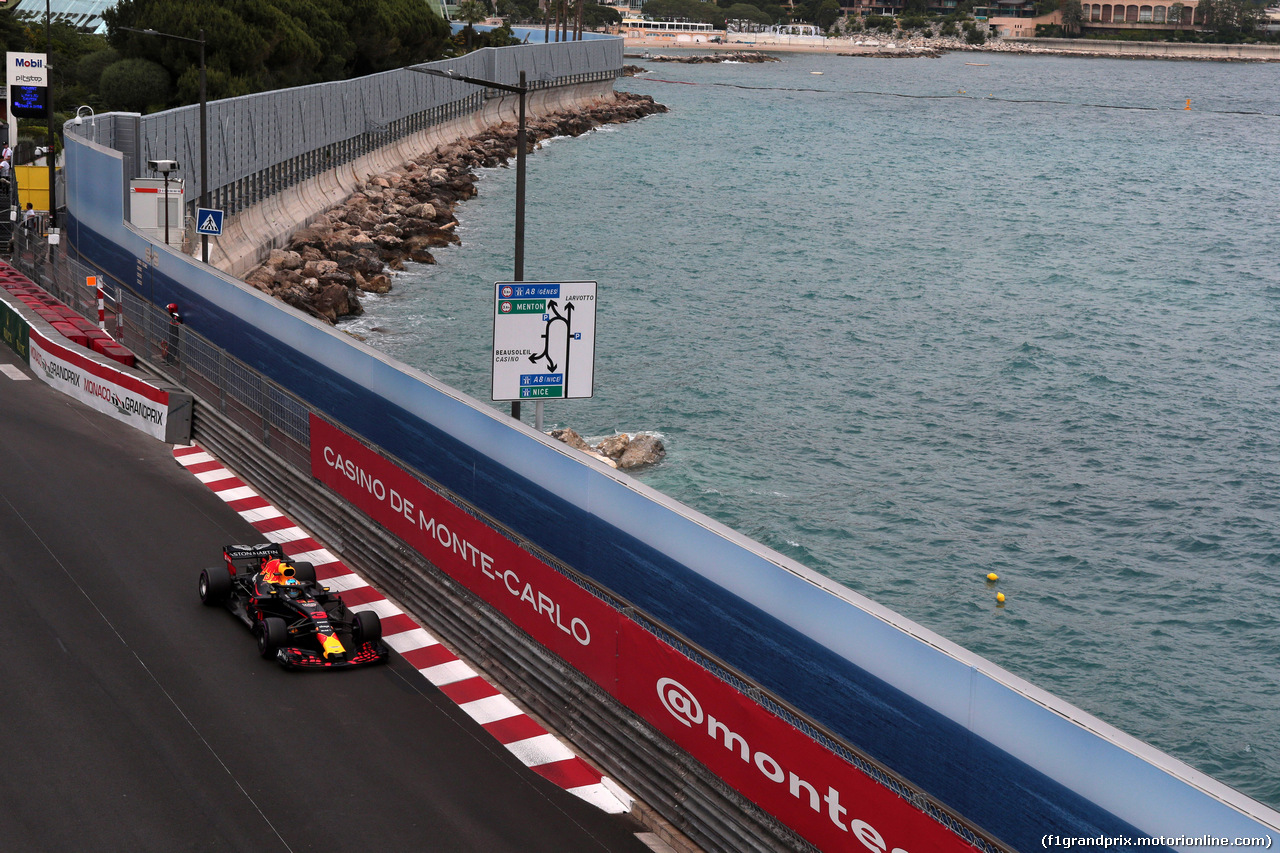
(223, 543), (287, 572)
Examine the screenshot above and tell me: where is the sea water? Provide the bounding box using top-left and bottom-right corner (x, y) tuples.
(345, 51), (1280, 808)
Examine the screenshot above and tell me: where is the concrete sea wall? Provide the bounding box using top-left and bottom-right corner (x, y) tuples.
(1015, 37), (1280, 60)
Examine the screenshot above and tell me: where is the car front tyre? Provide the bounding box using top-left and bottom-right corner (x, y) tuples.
(351, 610), (382, 647)
(256, 617), (287, 658)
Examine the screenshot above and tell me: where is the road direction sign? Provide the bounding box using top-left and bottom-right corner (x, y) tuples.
(492, 281), (596, 402)
(195, 207), (224, 236)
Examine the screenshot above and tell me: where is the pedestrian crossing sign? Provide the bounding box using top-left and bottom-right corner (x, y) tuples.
(196, 207), (224, 236)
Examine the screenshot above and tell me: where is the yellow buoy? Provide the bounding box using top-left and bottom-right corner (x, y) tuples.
(996, 592), (1006, 605)
(986, 572), (999, 582)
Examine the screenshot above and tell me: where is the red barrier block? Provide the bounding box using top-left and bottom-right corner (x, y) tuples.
(34, 308), (63, 324)
(50, 322), (89, 347)
(94, 341), (135, 368)
(68, 316), (100, 333)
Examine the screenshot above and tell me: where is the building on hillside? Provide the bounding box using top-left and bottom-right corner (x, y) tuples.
(831, 0), (1207, 29)
(1079, 0), (1203, 25)
(620, 16), (720, 39)
(973, 0), (1038, 18)
(600, 0), (646, 16)
(12, 0), (113, 33)
(981, 2), (1205, 37)
(13, 0), (452, 31)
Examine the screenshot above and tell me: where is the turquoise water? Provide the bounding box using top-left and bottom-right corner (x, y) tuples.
(347, 51), (1280, 808)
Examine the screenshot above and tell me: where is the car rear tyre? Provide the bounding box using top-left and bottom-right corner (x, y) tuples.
(199, 568), (231, 605)
(352, 610), (382, 646)
(291, 561), (316, 584)
(256, 617), (287, 658)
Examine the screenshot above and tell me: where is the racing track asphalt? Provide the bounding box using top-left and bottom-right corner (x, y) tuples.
(0, 344), (654, 853)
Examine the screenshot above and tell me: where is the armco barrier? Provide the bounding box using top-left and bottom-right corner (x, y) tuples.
(59, 38), (1280, 853)
(0, 286), (191, 444)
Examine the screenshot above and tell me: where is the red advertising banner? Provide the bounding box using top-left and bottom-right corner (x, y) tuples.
(617, 619), (981, 853)
(311, 415), (978, 852)
(309, 415), (620, 686)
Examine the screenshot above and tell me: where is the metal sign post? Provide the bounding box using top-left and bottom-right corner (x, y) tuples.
(196, 207), (223, 237)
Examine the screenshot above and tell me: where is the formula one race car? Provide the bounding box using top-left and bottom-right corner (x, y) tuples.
(199, 543), (389, 669)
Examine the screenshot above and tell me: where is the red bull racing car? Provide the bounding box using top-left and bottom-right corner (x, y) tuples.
(199, 543), (389, 669)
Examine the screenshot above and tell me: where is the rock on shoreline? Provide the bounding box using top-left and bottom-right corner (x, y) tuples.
(641, 51), (780, 64)
(245, 92), (668, 324)
(550, 428), (666, 470)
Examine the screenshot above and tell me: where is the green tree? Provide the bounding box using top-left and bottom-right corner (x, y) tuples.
(1198, 0), (1261, 40)
(814, 0), (841, 29)
(98, 57), (171, 112)
(77, 48), (122, 92)
(456, 0), (489, 49)
(641, 0), (724, 24)
(103, 0), (450, 106)
(722, 2), (774, 25)
(456, 0), (490, 25)
(582, 2), (623, 27)
(0, 8), (30, 54)
(1059, 0), (1083, 34)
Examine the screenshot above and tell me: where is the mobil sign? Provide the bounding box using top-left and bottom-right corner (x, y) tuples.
(8, 52), (47, 86)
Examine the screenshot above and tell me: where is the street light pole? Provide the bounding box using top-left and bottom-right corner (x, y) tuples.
(198, 29), (208, 264)
(45, 0), (54, 228)
(120, 26), (208, 263)
(162, 169), (170, 246)
(408, 65), (529, 420)
(148, 159), (177, 247)
(514, 70), (526, 284)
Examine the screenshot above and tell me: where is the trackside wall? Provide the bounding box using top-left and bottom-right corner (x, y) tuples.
(63, 42), (1280, 853)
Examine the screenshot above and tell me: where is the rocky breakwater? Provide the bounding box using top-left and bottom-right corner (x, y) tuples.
(245, 93), (668, 324)
(645, 52), (779, 64)
(550, 428), (666, 470)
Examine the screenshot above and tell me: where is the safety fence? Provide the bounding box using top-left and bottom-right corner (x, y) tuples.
(206, 93), (480, 218)
(65, 41), (622, 225)
(11, 227), (1007, 853)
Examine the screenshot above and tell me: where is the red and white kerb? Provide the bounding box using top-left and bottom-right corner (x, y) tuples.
(173, 443), (632, 815)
